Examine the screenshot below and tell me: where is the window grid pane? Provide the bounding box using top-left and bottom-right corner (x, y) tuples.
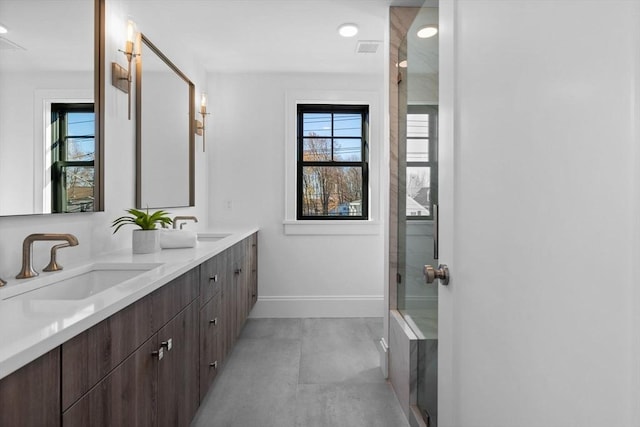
(333, 113), (362, 137)
(407, 113), (429, 138)
(303, 113), (332, 137)
(333, 138), (362, 161)
(406, 166), (431, 217)
(407, 138), (429, 162)
(303, 138), (332, 161)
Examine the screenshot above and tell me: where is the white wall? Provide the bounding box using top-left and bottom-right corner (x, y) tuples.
(438, 0), (640, 425)
(0, 1), (207, 281)
(208, 72), (386, 317)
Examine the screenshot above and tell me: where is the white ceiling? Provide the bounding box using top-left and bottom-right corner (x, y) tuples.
(127, 0), (394, 74)
(0, 0), (434, 74)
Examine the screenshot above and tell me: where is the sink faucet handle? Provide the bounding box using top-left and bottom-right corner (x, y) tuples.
(172, 216), (198, 229)
(16, 233), (79, 279)
(43, 242), (72, 272)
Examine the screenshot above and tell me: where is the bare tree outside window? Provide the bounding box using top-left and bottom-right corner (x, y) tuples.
(301, 136), (362, 216)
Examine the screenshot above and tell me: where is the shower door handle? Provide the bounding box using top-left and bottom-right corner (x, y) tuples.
(433, 204), (439, 260)
(424, 264), (449, 286)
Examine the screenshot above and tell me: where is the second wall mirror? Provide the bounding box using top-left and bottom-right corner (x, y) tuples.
(136, 34), (195, 209)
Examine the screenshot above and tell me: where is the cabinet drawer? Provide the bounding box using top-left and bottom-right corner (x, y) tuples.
(152, 268), (199, 329)
(61, 294), (154, 410)
(200, 252), (225, 306)
(63, 337), (158, 427)
(0, 348), (60, 427)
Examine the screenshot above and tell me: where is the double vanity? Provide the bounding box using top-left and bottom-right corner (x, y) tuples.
(0, 228), (258, 426)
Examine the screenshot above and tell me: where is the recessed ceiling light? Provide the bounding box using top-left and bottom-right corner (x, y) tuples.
(338, 23), (358, 38)
(0, 25), (8, 34)
(417, 25), (438, 39)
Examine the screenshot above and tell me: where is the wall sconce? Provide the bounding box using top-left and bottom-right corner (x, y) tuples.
(111, 20), (138, 120)
(195, 93), (209, 152)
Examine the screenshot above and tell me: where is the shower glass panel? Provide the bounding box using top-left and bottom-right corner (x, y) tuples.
(397, 4), (439, 426)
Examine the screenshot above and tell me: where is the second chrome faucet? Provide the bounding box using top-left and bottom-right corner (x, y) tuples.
(16, 233), (79, 279)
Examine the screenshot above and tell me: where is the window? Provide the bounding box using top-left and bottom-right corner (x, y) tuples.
(297, 104), (369, 220)
(406, 105), (438, 219)
(51, 103), (95, 213)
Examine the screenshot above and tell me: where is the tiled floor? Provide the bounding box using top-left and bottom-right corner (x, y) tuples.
(191, 318), (409, 427)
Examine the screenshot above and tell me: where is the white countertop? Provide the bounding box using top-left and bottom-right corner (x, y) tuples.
(0, 227), (258, 380)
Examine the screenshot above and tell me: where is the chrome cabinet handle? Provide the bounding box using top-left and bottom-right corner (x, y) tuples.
(210, 274), (218, 283)
(424, 264), (450, 286)
(152, 347), (164, 360)
(234, 268), (242, 275)
(209, 361), (218, 369)
(209, 317), (218, 325)
(161, 338), (173, 351)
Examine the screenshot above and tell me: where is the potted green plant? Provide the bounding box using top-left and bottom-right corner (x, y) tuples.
(112, 208), (173, 254)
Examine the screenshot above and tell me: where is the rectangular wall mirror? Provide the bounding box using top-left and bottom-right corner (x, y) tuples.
(0, 0), (104, 216)
(136, 34), (195, 209)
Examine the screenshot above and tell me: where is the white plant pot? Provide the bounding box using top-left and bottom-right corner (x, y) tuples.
(132, 229), (160, 254)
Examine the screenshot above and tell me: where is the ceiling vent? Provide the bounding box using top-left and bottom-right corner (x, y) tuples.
(356, 40), (381, 54)
(0, 37), (25, 51)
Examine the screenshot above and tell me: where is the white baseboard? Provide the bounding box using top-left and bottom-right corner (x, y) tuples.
(249, 295), (385, 318)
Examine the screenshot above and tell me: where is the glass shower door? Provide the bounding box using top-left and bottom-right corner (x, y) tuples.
(396, 4), (439, 426)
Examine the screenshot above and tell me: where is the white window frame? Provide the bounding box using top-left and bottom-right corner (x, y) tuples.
(283, 89), (382, 235)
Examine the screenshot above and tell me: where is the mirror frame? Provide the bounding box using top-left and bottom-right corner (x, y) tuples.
(95, 0), (105, 212)
(135, 34), (195, 209)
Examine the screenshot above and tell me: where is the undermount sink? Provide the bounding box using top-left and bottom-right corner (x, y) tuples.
(197, 232), (232, 242)
(3, 262), (163, 301)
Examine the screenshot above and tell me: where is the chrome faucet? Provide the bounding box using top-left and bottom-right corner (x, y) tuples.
(16, 233), (79, 279)
(173, 216), (198, 230)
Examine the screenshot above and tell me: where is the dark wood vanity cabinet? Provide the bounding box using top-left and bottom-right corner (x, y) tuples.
(198, 233), (258, 401)
(61, 269), (199, 427)
(0, 232), (258, 427)
(0, 348), (61, 427)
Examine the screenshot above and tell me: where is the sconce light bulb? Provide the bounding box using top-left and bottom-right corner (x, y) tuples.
(200, 93), (207, 114)
(126, 20), (135, 43)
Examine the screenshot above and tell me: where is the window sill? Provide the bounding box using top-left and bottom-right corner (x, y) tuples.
(283, 220), (381, 236)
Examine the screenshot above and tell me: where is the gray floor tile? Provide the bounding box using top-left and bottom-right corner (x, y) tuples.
(240, 318), (303, 340)
(295, 383), (410, 427)
(300, 318), (384, 384)
(365, 317), (383, 340)
(302, 318), (377, 344)
(191, 338), (300, 427)
(299, 337), (384, 384)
